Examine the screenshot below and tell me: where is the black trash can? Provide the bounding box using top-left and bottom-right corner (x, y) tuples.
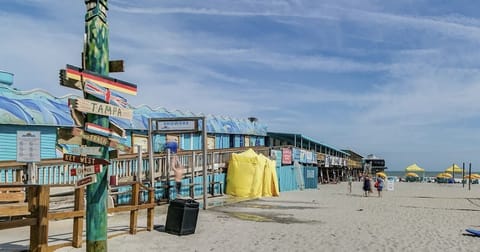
(165, 198), (199, 235)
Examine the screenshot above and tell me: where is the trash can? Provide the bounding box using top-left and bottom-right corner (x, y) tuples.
(165, 198), (199, 235)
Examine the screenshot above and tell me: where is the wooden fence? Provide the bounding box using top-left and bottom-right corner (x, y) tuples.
(0, 147), (270, 186)
(0, 183), (155, 252)
(0, 147), (269, 251)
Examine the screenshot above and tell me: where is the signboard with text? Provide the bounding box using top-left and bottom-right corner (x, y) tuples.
(157, 120), (197, 132)
(76, 174), (97, 188)
(17, 131), (41, 162)
(282, 148), (292, 165)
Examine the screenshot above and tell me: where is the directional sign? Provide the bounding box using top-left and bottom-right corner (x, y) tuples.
(57, 128), (132, 153)
(69, 102), (85, 127)
(76, 174), (97, 188)
(63, 153), (110, 165)
(70, 145), (102, 156)
(109, 121), (126, 139)
(84, 79), (128, 108)
(85, 122), (125, 140)
(70, 98), (133, 120)
(70, 164), (103, 176)
(60, 64), (137, 95)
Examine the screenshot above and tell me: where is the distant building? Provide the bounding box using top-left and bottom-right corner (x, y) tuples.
(363, 154), (387, 175)
(342, 150), (363, 179)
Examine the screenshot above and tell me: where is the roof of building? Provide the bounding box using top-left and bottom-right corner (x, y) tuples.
(267, 132), (349, 156)
(0, 84), (267, 135)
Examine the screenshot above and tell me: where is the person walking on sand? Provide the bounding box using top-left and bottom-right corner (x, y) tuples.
(363, 175), (371, 197)
(375, 176), (384, 197)
(348, 174), (353, 194)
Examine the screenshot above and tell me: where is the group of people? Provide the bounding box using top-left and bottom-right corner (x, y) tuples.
(358, 174), (384, 197)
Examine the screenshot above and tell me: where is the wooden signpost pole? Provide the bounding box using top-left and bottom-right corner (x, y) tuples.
(84, 1), (110, 251)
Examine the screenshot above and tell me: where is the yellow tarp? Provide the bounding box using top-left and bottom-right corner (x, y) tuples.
(226, 149), (279, 198)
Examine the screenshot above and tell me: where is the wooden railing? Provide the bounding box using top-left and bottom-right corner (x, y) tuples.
(0, 183), (155, 252)
(0, 147), (270, 186)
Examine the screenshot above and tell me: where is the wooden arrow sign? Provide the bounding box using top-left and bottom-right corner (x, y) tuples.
(84, 79), (128, 108)
(70, 145), (102, 156)
(76, 174), (97, 188)
(63, 153), (110, 165)
(70, 98), (133, 120)
(57, 127), (132, 153)
(61, 64), (137, 95)
(70, 164), (103, 176)
(85, 122), (125, 140)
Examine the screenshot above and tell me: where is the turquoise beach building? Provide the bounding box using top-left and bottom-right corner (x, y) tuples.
(0, 79), (267, 161)
(0, 70), (365, 198)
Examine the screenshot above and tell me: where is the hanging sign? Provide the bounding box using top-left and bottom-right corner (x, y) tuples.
(156, 120), (197, 132)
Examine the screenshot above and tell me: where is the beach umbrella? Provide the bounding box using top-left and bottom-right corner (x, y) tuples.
(436, 173), (452, 178)
(405, 164), (425, 172)
(464, 174), (480, 179)
(376, 172), (387, 178)
(444, 164), (462, 173)
(406, 172), (419, 177)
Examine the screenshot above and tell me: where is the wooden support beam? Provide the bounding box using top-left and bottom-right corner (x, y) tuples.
(129, 183), (139, 234)
(73, 188), (85, 248)
(147, 188), (154, 231)
(0, 217), (36, 230)
(30, 185), (50, 252)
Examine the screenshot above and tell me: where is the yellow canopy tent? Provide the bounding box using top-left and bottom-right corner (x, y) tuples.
(405, 164), (425, 172)
(444, 164), (463, 173)
(405, 164), (425, 181)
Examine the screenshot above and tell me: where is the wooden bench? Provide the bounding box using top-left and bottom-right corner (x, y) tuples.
(0, 186), (29, 218)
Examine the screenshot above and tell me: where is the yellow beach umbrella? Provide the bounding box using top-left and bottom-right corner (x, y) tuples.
(437, 173), (452, 178)
(464, 174), (480, 179)
(444, 164), (463, 173)
(376, 172), (387, 178)
(406, 172), (419, 177)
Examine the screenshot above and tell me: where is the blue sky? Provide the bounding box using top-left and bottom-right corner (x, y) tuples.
(1, 0), (480, 171)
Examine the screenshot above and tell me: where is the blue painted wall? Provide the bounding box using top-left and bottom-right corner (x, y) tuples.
(0, 125), (57, 161)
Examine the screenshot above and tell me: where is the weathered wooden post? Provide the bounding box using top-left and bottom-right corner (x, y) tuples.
(129, 183), (140, 234)
(29, 185), (50, 252)
(147, 188), (155, 231)
(58, 1), (137, 251)
(72, 187), (85, 248)
(84, 1), (110, 250)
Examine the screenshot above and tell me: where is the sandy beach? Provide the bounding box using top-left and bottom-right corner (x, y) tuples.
(2, 182), (480, 252)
